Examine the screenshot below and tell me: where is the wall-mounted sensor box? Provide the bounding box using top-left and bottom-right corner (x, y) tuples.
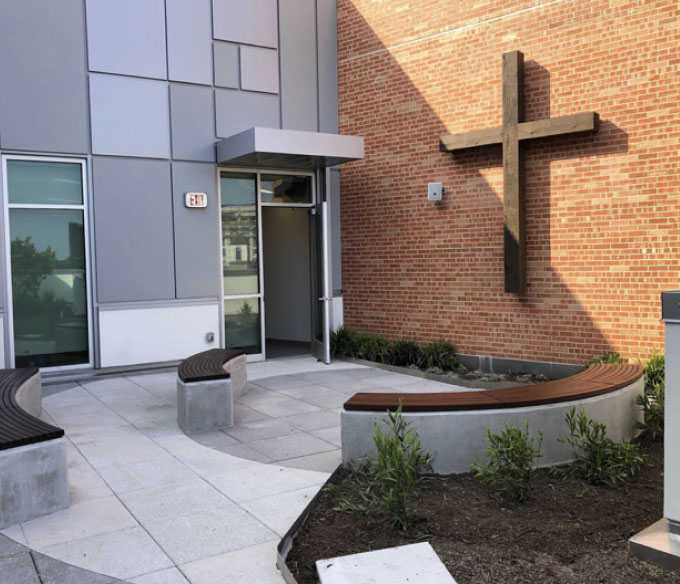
(428, 182), (443, 201)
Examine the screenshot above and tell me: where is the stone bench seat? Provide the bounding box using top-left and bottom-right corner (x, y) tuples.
(177, 348), (247, 434)
(0, 368), (69, 529)
(342, 363), (644, 474)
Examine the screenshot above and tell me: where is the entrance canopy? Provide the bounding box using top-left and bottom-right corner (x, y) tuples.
(216, 127), (364, 169)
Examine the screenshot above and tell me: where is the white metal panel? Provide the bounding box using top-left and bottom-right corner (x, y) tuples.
(98, 303), (219, 367)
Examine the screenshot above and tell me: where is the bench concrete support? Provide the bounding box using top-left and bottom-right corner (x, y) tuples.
(0, 438), (69, 529)
(223, 353), (247, 399)
(177, 378), (234, 434)
(342, 378), (643, 475)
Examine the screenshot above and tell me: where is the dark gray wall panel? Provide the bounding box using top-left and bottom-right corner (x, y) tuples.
(85, 0), (167, 79)
(240, 47), (279, 94)
(214, 42), (240, 89)
(279, 0), (318, 132)
(317, 0), (339, 134)
(93, 158), (175, 302)
(0, 0), (89, 154)
(167, 0), (213, 85)
(329, 169), (342, 293)
(215, 90), (280, 138)
(213, 0), (278, 49)
(90, 74), (170, 159)
(172, 163), (220, 299)
(170, 84), (215, 162)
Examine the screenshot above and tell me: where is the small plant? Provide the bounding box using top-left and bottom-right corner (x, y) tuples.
(389, 340), (423, 368)
(589, 352), (624, 364)
(553, 408), (643, 485)
(368, 405), (433, 528)
(471, 422), (543, 502)
(635, 351), (665, 440)
(355, 333), (393, 364)
(331, 325), (359, 358)
(421, 340), (459, 371)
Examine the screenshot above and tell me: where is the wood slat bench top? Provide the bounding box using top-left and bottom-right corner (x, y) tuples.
(0, 368), (64, 451)
(178, 348), (246, 383)
(343, 363), (644, 413)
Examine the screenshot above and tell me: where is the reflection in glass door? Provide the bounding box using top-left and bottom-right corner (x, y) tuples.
(220, 172), (263, 356)
(3, 158), (91, 368)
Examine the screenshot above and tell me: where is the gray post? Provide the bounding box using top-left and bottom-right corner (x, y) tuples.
(629, 290), (680, 572)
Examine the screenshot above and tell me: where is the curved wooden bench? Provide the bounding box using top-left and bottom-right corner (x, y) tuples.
(178, 348), (245, 383)
(342, 363), (645, 474)
(0, 368), (69, 528)
(0, 368), (64, 450)
(177, 348), (247, 434)
(344, 363), (643, 411)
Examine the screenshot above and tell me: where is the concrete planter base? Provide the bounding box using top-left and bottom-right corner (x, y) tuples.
(177, 378), (234, 434)
(341, 378), (644, 474)
(0, 438), (69, 529)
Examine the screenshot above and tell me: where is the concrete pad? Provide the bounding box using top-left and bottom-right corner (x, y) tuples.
(283, 450), (342, 473)
(68, 426), (168, 465)
(22, 496), (137, 549)
(181, 540), (285, 584)
(205, 465), (318, 503)
(233, 403), (269, 424)
(39, 526), (173, 580)
(120, 479), (231, 525)
(213, 442), (275, 462)
(241, 486), (320, 537)
(33, 552), (121, 584)
(316, 542), (457, 584)
(0, 532), (28, 557)
(130, 567), (190, 584)
(310, 426), (342, 447)
(296, 392), (348, 409)
(237, 386), (287, 406)
(225, 418), (298, 442)
(1, 524), (28, 546)
(249, 432), (336, 461)
(252, 375), (314, 391)
(143, 504), (276, 564)
(65, 442), (112, 504)
(0, 552), (41, 584)
(280, 410), (342, 431)
(94, 455), (196, 493)
(190, 430), (239, 449)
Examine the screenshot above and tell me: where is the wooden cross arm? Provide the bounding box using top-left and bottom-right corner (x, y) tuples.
(439, 112), (599, 152)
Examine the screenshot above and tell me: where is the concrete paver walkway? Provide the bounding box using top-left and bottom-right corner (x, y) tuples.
(1, 356), (467, 583)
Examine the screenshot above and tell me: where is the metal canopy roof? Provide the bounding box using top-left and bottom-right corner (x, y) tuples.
(216, 127), (364, 169)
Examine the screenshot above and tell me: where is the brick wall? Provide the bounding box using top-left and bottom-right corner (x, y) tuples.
(337, 0), (680, 364)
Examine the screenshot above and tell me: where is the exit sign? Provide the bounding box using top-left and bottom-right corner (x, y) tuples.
(185, 192), (208, 208)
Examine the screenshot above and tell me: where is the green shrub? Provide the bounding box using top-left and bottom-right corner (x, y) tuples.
(588, 352), (624, 364)
(369, 405), (433, 528)
(389, 340), (423, 368)
(471, 422), (543, 502)
(553, 408), (643, 485)
(421, 340), (459, 371)
(635, 351), (665, 440)
(330, 325), (357, 358)
(356, 333), (392, 364)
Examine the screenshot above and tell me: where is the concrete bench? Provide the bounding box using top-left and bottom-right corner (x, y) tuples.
(342, 363), (644, 474)
(0, 368), (69, 529)
(176, 348), (247, 434)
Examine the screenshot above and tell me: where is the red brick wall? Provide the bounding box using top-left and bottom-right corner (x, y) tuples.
(337, 0), (680, 364)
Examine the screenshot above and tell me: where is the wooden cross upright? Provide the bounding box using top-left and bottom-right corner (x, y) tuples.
(440, 51), (599, 294)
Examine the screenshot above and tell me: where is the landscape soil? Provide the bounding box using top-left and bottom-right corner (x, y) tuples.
(286, 440), (679, 583)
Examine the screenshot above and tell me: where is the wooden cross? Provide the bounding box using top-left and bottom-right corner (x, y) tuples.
(440, 51), (599, 294)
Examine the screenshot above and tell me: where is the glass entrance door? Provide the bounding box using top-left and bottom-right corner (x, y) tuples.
(3, 157), (91, 368)
(220, 172), (264, 358)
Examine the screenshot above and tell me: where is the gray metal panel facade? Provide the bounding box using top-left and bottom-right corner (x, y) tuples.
(85, 0), (168, 79)
(279, 0), (319, 132)
(215, 90), (280, 138)
(240, 47), (280, 95)
(90, 75), (171, 159)
(0, 0), (89, 154)
(93, 158), (175, 303)
(214, 42), (240, 89)
(170, 84), (216, 162)
(317, 0), (340, 134)
(172, 163), (220, 299)
(329, 168), (342, 293)
(213, 0), (279, 49)
(167, 0), (214, 85)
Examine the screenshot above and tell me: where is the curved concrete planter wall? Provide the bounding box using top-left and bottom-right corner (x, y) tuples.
(341, 378), (644, 474)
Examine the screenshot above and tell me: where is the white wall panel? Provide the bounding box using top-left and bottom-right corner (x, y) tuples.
(98, 304), (219, 368)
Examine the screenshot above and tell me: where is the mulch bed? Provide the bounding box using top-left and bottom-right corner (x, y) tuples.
(286, 439), (679, 583)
